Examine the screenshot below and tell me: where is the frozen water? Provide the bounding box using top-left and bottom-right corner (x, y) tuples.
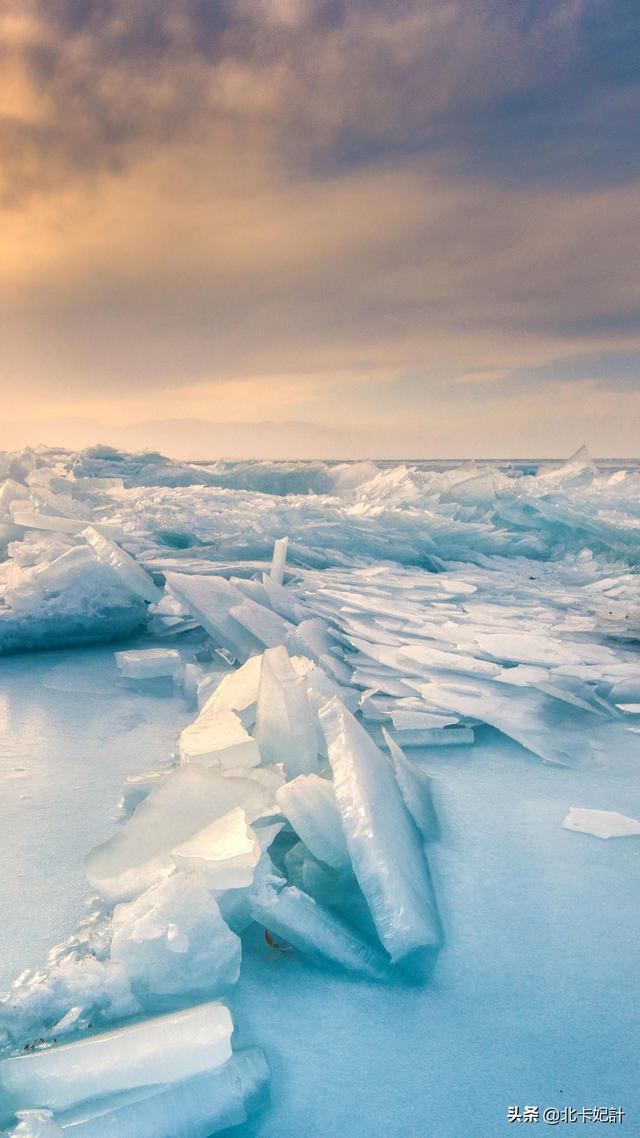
(8, 1049), (269, 1138)
(199, 656), (262, 726)
(320, 697), (441, 959)
(269, 537), (288, 586)
(1, 446), (639, 1137)
(249, 883), (389, 980)
(115, 649), (182, 680)
(81, 528), (161, 604)
(0, 1003), (232, 1116)
(381, 728), (439, 842)
(255, 647), (318, 778)
(110, 873), (241, 1000)
(276, 775), (351, 873)
(171, 808), (262, 888)
(178, 708), (261, 768)
(562, 807), (640, 839)
(84, 766), (276, 901)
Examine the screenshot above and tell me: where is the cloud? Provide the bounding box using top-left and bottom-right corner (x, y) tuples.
(0, 1), (639, 455)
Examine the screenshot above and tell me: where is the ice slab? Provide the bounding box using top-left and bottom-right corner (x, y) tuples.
(85, 766), (276, 901)
(114, 649), (182, 680)
(199, 655), (261, 727)
(320, 697), (441, 959)
(412, 677), (590, 766)
(270, 536), (288, 586)
(255, 646), (318, 778)
(178, 708), (260, 768)
(17, 1049), (269, 1138)
(81, 528), (161, 603)
(249, 883), (389, 980)
(276, 775), (351, 873)
(171, 807), (262, 888)
(0, 1002), (233, 1116)
(229, 598), (295, 649)
(382, 729), (439, 842)
(165, 573), (263, 660)
(110, 872), (241, 1000)
(563, 807), (640, 839)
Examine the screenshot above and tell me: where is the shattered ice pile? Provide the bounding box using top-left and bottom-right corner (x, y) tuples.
(0, 446), (639, 1135)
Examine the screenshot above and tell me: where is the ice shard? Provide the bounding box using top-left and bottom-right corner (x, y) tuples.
(199, 655), (262, 727)
(270, 536), (288, 586)
(0, 1002), (233, 1116)
(413, 676), (591, 766)
(320, 696), (441, 959)
(114, 649), (182, 680)
(563, 807), (640, 839)
(165, 573), (263, 660)
(110, 872), (241, 1000)
(9, 1050), (269, 1138)
(178, 707), (261, 768)
(255, 646), (318, 777)
(81, 527), (161, 603)
(381, 728), (439, 842)
(171, 807), (262, 888)
(249, 883), (389, 980)
(276, 774), (351, 873)
(85, 766), (276, 902)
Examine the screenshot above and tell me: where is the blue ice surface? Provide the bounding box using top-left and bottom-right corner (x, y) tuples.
(2, 664), (638, 1136)
(0, 643), (193, 986)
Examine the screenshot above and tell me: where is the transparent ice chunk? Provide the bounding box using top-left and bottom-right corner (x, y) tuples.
(563, 807), (640, 839)
(249, 883), (389, 980)
(110, 873), (241, 1000)
(276, 775), (351, 873)
(178, 708), (260, 768)
(255, 646), (318, 778)
(85, 766), (276, 901)
(0, 1002), (233, 1115)
(320, 697), (441, 959)
(171, 808), (262, 889)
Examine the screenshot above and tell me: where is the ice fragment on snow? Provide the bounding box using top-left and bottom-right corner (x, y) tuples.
(27, 1049), (269, 1138)
(114, 649), (182, 680)
(320, 697), (440, 959)
(382, 728), (439, 842)
(199, 655), (261, 726)
(0, 1002), (233, 1115)
(10, 1111), (63, 1137)
(563, 807), (640, 839)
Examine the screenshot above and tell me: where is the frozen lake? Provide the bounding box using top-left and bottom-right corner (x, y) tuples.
(1, 648), (638, 1137)
(0, 446), (638, 1137)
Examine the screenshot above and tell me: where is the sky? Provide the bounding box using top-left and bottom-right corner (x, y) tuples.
(1, 0), (639, 458)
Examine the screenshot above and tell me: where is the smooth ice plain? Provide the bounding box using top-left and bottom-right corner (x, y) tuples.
(0, 445), (639, 1137)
